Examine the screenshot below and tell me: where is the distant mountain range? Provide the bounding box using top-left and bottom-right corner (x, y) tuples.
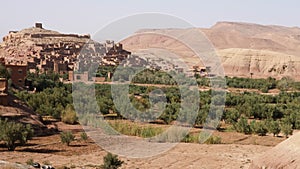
(122, 22), (300, 80)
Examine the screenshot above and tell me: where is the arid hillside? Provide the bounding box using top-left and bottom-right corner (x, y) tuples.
(122, 22), (300, 80)
(202, 21), (300, 55)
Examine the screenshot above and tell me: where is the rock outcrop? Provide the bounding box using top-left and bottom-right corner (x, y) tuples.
(218, 48), (300, 80)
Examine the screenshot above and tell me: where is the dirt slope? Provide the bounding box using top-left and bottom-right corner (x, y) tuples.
(250, 131), (300, 168)
(0, 95), (49, 136)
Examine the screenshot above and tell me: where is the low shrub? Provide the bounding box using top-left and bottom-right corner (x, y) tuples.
(60, 131), (75, 146)
(26, 158), (34, 165)
(205, 136), (222, 144)
(182, 133), (198, 143)
(0, 119), (33, 151)
(80, 132), (88, 141)
(101, 152), (124, 169)
(61, 104), (78, 125)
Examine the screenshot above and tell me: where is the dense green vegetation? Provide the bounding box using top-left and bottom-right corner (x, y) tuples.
(26, 72), (64, 91)
(16, 86), (72, 119)
(115, 68), (300, 93)
(224, 91), (300, 137)
(198, 76), (299, 92)
(98, 65), (300, 92)
(14, 71), (300, 140)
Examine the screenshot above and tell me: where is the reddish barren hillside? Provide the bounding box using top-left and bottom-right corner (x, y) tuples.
(122, 22), (300, 80)
(201, 21), (300, 55)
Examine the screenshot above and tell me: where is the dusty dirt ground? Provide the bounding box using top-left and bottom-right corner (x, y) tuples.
(250, 131), (300, 169)
(0, 122), (285, 169)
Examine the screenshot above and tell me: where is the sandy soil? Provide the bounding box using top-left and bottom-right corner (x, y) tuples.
(0, 140), (270, 169)
(250, 131), (300, 169)
(0, 122), (284, 169)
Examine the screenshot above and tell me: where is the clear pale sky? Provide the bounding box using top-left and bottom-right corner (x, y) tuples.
(1, 0), (299, 39)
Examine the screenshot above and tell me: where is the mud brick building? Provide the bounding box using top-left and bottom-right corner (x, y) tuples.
(5, 62), (27, 88)
(1, 57), (27, 88)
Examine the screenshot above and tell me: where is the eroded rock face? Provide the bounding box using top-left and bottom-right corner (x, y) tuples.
(249, 131), (300, 169)
(218, 48), (300, 80)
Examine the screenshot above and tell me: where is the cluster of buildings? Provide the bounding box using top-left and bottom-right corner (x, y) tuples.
(0, 23), (211, 106)
(190, 65), (210, 77)
(0, 23), (134, 88)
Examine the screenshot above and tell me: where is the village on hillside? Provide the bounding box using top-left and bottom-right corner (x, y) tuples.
(0, 23), (209, 91)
